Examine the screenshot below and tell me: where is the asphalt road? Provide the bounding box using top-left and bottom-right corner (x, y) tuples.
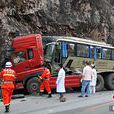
(0, 91), (114, 114)
(52, 101), (114, 114)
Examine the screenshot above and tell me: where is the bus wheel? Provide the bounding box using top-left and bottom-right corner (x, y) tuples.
(96, 75), (104, 91)
(26, 77), (40, 95)
(105, 73), (114, 90)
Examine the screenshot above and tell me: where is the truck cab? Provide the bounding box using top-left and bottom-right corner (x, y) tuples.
(11, 34), (44, 93)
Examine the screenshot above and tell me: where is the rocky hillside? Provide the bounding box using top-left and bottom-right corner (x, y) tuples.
(0, 0), (114, 59)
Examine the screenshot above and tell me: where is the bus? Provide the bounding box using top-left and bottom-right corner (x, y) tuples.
(43, 36), (114, 91)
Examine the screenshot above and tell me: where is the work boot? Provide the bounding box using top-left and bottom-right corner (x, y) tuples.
(85, 95), (89, 97)
(39, 92), (43, 96)
(60, 97), (66, 102)
(59, 94), (63, 100)
(5, 105), (9, 113)
(48, 93), (52, 98)
(78, 95), (84, 97)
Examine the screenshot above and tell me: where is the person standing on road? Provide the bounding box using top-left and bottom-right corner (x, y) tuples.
(79, 61), (92, 97)
(56, 64), (66, 102)
(39, 67), (52, 98)
(90, 64), (97, 94)
(0, 62), (16, 113)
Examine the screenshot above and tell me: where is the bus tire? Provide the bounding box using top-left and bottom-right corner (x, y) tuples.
(96, 75), (104, 91)
(105, 73), (114, 90)
(26, 77), (40, 95)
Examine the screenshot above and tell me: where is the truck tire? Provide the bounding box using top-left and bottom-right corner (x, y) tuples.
(105, 73), (114, 90)
(96, 74), (104, 91)
(26, 77), (40, 95)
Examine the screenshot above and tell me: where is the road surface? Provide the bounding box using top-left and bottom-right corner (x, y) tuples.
(0, 91), (114, 114)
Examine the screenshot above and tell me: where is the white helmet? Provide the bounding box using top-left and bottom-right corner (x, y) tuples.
(5, 62), (12, 68)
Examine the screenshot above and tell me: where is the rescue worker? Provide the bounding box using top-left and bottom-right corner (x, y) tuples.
(39, 67), (52, 98)
(0, 62), (16, 113)
(44, 60), (53, 74)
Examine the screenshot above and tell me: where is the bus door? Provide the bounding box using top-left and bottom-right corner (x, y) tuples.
(61, 42), (81, 87)
(52, 42), (61, 72)
(61, 42), (76, 65)
(53, 42), (71, 70)
(54, 42), (68, 65)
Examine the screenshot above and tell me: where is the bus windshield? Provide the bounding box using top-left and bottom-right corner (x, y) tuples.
(44, 43), (55, 62)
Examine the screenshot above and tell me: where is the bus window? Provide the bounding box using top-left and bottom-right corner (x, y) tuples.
(102, 48), (111, 60)
(77, 44), (89, 57)
(90, 46), (94, 58)
(96, 47), (102, 59)
(68, 43), (75, 57)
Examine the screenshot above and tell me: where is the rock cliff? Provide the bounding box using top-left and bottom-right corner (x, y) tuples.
(0, 0), (114, 59)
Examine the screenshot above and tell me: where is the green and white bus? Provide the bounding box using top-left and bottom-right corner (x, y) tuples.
(43, 36), (114, 91)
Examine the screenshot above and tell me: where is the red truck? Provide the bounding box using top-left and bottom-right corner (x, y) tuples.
(7, 34), (81, 94)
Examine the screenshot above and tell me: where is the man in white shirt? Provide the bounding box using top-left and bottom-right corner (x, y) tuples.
(79, 61), (92, 97)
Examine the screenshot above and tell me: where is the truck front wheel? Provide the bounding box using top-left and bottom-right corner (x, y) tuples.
(105, 73), (114, 90)
(96, 75), (104, 91)
(26, 77), (40, 95)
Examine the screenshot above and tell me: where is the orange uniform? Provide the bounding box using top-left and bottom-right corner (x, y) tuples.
(40, 68), (51, 94)
(0, 68), (16, 106)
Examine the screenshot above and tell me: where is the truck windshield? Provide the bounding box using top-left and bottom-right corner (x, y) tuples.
(44, 43), (55, 62)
